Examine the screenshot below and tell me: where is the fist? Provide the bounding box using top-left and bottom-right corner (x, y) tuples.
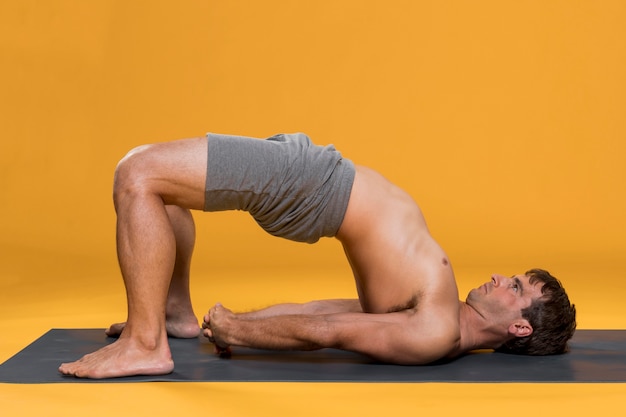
(202, 303), (234, 357)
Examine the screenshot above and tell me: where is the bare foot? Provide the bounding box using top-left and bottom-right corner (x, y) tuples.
(106, 315), (200, 339)
(58, 336), (174, 379)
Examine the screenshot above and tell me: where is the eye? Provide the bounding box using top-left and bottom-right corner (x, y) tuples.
(511, 283), (519, 293)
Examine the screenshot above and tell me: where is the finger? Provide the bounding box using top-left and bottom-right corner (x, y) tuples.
(203, 328), (215, 342)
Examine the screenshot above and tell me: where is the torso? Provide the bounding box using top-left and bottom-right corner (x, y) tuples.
(336, 165), (461, 354)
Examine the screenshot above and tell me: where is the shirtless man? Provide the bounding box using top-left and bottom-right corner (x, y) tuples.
(59, 133), (576, 378)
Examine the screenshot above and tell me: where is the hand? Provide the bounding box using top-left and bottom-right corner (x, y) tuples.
(202, 303), (233, 357)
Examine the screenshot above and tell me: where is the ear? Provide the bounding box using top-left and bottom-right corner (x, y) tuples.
(508, 320), (533, 338)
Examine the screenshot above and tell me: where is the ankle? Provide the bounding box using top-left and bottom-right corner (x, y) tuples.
(121, 323), (168, 349)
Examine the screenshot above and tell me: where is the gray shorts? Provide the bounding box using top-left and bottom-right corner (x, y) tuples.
(203, 132), (355, 243)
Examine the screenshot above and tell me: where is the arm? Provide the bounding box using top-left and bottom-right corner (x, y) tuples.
(204, 304), (456, 365)
(236, 299), (362, 319)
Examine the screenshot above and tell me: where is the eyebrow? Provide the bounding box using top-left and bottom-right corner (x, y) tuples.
(513, 276), (524, 296)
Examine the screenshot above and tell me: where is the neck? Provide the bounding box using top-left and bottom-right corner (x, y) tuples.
(455, 302), (509, 356)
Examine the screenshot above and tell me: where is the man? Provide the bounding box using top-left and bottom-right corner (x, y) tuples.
(59, 133), (576, 378)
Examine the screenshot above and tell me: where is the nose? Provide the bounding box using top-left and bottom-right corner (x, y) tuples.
(491, 274), (508, 287)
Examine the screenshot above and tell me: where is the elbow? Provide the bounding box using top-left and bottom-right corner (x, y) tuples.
(391, 333), (461, 365)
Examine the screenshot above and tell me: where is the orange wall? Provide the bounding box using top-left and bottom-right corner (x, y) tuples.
(1, 0), (625, 275)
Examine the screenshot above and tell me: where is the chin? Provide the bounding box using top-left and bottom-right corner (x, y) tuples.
(465, 289), (478, 304)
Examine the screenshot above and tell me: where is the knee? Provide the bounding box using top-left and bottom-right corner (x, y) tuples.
(113, 144), (156, 203)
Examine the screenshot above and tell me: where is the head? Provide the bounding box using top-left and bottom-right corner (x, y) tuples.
(495, 268), (576, 355)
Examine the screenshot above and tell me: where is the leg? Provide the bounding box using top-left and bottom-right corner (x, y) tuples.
(59, 137), (208, 378)
(106, 205), (200, 338)
(164, 205), (201, 337)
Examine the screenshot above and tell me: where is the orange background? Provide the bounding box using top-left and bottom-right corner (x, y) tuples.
(1, 1), (625, 415)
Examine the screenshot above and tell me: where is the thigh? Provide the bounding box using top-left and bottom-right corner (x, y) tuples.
(134, 137), (208, 210)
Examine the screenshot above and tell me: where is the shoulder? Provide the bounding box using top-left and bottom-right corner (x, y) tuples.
(384, 312), (461, 365)
(389, 281), (461, 364)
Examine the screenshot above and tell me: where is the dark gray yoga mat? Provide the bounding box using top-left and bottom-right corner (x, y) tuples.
(0, 329), (624, 383)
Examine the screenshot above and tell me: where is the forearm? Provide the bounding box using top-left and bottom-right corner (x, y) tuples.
(223, 314), (332, 351)
(237, 299), (362, 320)
(218, 307), (397, 352)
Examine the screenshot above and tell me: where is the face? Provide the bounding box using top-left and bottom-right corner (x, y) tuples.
(466, 273), (544, 325)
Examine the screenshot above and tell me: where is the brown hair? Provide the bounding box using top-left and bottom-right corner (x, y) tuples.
(496, 268), (576, 355)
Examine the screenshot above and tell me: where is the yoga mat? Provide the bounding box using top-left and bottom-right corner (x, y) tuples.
(0, 329), (624, 383)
